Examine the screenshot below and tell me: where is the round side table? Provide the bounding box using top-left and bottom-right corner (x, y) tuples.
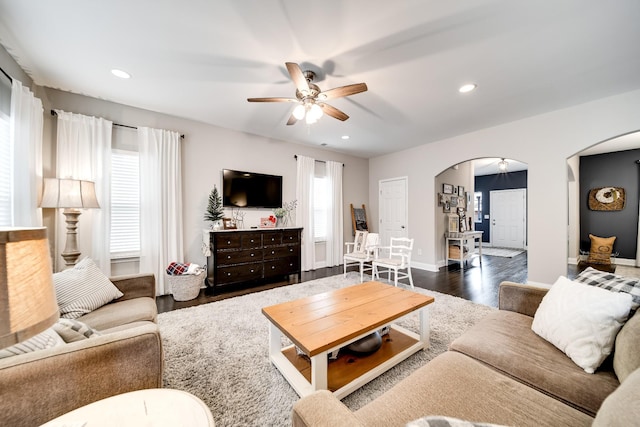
(41, 388), (214, 427)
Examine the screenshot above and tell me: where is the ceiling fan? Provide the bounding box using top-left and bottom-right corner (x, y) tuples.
(247, 62), (368, 125)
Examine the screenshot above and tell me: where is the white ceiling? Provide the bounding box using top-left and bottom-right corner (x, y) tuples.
(1, 0), (639, 159)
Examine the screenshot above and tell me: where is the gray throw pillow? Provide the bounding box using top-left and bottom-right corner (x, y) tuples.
(53, 257), (123, 319)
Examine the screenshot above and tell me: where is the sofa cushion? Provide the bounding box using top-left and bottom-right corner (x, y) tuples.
(593, 367), (640, 427)
(53, 258), (124, 319)
(53, 318), (101, 343)
(531, 276), (632, 373)
(0, 328), (64, 359)
(613, 309), (640, 383)
(78, 297), (157, 330)
(449, 310), (619, 416)
(355, 351), (593, 427)
(574, 266), (640, 311)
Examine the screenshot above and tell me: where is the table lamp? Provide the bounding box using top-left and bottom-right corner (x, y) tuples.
(40, 178), (100, 267)
(0, 227), (59, 349)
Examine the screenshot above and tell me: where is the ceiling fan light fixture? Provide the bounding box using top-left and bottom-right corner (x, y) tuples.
(292, 104), (306, 120)
(310, 103), (323, 120)
(498, 158), (508, 172)
(111, 68), (131, 79)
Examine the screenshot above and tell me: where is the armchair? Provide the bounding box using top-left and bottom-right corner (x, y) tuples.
(344, 231), (380, 283)
(372, 237), (414, 288)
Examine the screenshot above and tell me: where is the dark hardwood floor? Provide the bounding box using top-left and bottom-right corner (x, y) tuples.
(157, 251), (530, 313)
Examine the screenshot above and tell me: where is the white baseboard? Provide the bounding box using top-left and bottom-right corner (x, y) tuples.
(410, 261), (440, 272)
(567, 257), (637, 267)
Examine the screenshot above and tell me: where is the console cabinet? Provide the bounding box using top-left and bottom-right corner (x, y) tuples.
(205, 228), (302, 294)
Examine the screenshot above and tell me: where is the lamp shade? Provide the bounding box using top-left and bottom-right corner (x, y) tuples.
(40, 178), (100, 209)
(0, 227), (59, 349)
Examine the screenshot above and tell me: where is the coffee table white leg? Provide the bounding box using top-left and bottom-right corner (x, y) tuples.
(310, 352), (328, 391)
(419, 305), (430, 349)
(268, 322), (282, 357)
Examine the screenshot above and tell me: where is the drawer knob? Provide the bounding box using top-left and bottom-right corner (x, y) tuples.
(250, 269), (254, 273)
(271, 250), (275, 254)
(227, 240), (231, 245)
(227, 272), (231, 276)
(227, 255), (231, 259)
(289, 248), (293, 252)
(251, 253), (255, 257)
(271, 266), (276, 269)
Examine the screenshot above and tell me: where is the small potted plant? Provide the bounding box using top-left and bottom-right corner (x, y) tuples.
(204, 186), (224, 229)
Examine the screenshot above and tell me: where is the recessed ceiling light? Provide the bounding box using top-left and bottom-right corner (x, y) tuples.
(458, 83), (477, 93)
(341, 135), (350, 140)
(111, 69), (131, 79)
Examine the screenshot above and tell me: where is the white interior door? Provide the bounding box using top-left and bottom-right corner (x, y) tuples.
(379, 177), (408, 246)
(490, 189), (526, 249)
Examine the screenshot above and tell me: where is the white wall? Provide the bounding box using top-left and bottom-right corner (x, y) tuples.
(41, 88), (369, 272)
(369, 89), (640, 284)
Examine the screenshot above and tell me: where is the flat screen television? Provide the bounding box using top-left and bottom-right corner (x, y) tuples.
(222, 169), (282, 208)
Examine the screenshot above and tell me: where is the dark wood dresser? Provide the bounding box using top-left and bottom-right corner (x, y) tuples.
(205, 227), (302, 294)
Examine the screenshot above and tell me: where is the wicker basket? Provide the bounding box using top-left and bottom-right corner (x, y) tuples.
(167, 270), (204, 301)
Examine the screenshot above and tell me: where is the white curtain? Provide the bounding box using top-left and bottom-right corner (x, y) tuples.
(138, 127), (183, 295)
(296, 155), (315, 271)
(55, 111), (112, 274)
(326, 160), (344, 266)
(10, 79), (43, 227)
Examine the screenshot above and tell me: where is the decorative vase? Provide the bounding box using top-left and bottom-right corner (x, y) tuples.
(276, 216), (286, 227)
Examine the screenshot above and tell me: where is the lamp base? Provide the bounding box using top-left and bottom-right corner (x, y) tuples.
(61, 208), (82, 266)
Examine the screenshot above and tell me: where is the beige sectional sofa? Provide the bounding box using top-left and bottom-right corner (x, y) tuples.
(292, 281), (640, 427)
(0, 273), (163, 427)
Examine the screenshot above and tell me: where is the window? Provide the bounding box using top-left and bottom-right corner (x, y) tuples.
(110, 149), (140, 257)
(474, 191), (483, 222)
(313, 176), (328, 240)
(0, 73), (12, 226)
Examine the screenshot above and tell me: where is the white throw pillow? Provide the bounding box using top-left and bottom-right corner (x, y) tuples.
(53, 258), (124, 319)
(532, 276), (632, 373)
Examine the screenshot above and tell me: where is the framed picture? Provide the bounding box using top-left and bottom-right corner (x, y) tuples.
(223, 218), (237, 230)
(458, 186), (465, 196)
(438, 193), (446, 206)
(453, 186), (458, 195)
(443, 183), (453, 194)
(443, 199), (451, 213)
(458, 196), (466, 209)
(450, 196), (458, 207)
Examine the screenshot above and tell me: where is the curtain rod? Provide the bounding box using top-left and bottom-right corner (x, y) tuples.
(0, 66), (13, 83)
(50, 109), (184, 139)
(294, 155), (344, 167)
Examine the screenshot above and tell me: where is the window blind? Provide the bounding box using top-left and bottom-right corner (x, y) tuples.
(110, 149), (140, 256)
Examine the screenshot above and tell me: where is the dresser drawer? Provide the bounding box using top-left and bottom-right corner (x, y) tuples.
(216, 263), (263, 284)
(263, 232), (282, 246)
(282, 230), (300, 244)
(264, 256), (299, 277)
(214, 234), (241, 249)
(241, 233), (262, 248)
(264, 245), (299, 259)
(216, 249), (263, 266)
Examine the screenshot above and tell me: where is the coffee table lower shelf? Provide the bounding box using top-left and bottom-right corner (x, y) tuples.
(270, 324), (426, 399)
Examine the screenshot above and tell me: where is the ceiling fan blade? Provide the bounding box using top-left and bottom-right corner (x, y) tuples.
(320, 103), (349, 121)
(247, 97), (298, 103)
(285, 62), (310, 93)
(320, 83), (368, 101)
(286, 115), (298, 126)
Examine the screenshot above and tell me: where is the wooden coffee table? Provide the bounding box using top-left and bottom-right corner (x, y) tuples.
(262, 281), (434, 399)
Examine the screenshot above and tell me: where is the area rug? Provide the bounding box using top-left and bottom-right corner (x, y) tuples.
(481, 247), (525, 258)
(158, 273), (495, 427)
